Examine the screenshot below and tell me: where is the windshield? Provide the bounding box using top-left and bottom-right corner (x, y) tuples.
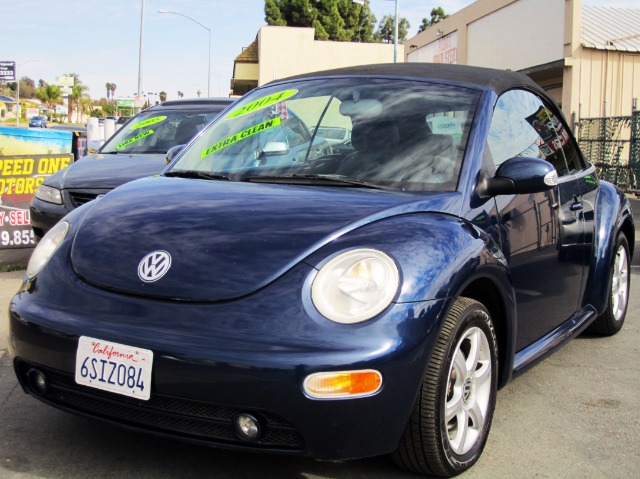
(170, 78), (480, 191)
(101, 109), (223, 154)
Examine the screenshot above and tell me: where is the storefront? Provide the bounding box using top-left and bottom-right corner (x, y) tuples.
(405, 0), (640, 123)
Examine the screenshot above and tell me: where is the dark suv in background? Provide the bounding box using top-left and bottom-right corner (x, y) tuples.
(30, 98), (234, 239)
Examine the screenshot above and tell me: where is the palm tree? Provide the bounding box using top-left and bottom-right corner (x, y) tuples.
(70, 83), (89, 123)
(78, 92), (92, 123)
(159, 91), (167, 103)
(109, 83), (117, 103)
(105, 82), (112, 101)
(36, 84), (62, 118)
(177, 91), (184, 98)
(66, 73), (87, 123)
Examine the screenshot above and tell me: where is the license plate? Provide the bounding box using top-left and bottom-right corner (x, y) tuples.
(75, 336), (153, 400)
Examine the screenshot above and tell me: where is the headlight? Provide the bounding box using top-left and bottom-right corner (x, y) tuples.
(311, 248), (399, 324)
(26, 221), (69, 279)
(35, 185), (63, 205)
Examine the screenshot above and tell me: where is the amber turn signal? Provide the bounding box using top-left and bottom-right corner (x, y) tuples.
(303, 370), (382, 399)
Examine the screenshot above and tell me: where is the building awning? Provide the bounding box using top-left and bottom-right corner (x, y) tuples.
(0, 95), (17, 104)
(582, 6), (640, 52)
(235, 37), (258, 63)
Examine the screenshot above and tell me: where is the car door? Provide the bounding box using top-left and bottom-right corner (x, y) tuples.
(486, 89), (585, 351)
(544, 117), (597, 297)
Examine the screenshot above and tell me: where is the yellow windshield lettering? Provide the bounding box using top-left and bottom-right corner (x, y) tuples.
(201, 118), (281, 159)
(131, 116), (167, 130)
(226, 90), (297, 119)
(116, 129), (155, 150)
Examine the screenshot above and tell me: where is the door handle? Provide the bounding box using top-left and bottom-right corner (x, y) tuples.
(570, 196), (583, 211)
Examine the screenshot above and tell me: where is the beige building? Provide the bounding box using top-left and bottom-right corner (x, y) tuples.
(405, 0), (640, 122)
(0, 95), (17, 122)
(231, 26), (403, 96)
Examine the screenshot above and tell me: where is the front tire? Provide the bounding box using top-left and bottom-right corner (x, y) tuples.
(588, 234), (630, 336)
(393, 297), (498, 477)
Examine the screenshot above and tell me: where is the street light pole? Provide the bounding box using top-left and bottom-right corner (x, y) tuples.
(16, 65), (19, 126)
(207, 28), (211, 97)
(393, 0), (399, 63)
(158, 9), (211, 97)
(138, 0), (145, 100)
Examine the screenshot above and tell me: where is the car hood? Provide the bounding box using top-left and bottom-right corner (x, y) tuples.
(70, 177), (457, 301)
(52, 153), (166, 189)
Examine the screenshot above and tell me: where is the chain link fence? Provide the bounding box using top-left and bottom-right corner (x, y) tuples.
(577, 110), (640, 197)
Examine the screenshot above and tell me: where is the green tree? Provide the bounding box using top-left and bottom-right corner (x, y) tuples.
(102, 104), (116, 115)
(288, 0), (317, 27)
(265, 0), (377, 42)
(344, 0), (377, 42)
(265, 0), (287, 26)
(2, 82), (15, 95)
(19, 77), (37, 99)
(376, 15), (410, 43)
(418, 6), (448, 33)
(97, 98), (116, 115)
(35, 83), (62, 117)
(0, 82), (13, 97)
(4, 77), (36, 99)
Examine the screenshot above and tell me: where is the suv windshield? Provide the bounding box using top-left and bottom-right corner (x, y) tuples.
(170, 78), (480, 191)
(101, 110), (220, 154)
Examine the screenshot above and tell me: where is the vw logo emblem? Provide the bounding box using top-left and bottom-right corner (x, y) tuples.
(138, 251), (172, 283)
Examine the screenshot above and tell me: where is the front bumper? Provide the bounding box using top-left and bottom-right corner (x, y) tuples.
(30, 196), (69, 239)
(8, 261), (447, 460)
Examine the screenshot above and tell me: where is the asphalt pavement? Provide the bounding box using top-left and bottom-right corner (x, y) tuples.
(0, 200), (638, 479)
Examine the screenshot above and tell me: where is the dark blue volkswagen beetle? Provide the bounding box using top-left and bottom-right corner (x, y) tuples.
(8, 64), (634, 477)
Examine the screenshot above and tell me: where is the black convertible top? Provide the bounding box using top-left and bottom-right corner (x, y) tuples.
(281, 63), (542, 95)
(156, 98), (235, 109)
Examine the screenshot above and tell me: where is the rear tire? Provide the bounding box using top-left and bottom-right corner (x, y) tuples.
(392, 297), (498, 477)
(588, 234), (630, 336)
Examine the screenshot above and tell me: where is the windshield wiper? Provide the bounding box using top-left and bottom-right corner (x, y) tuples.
(242, 174), (394, 190)
(165, 170), (231, 181)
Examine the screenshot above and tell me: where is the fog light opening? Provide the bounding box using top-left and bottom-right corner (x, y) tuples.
(234, 413), (262, 442)
(27, 369), (48, 395)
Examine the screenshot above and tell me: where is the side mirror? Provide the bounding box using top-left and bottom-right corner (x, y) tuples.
(483, 156), (558, 197)
(165, 144), (185, 165)
(262, 141), (288, 156)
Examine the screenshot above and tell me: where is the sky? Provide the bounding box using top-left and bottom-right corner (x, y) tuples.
(2, 0), (637, 103)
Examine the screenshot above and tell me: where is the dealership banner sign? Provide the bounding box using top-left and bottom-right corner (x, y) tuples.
(0, 154), (72, 249)
(0, 61), (16, 82)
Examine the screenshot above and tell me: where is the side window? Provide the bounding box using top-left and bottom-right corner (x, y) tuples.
(487, 89), (581, 177)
